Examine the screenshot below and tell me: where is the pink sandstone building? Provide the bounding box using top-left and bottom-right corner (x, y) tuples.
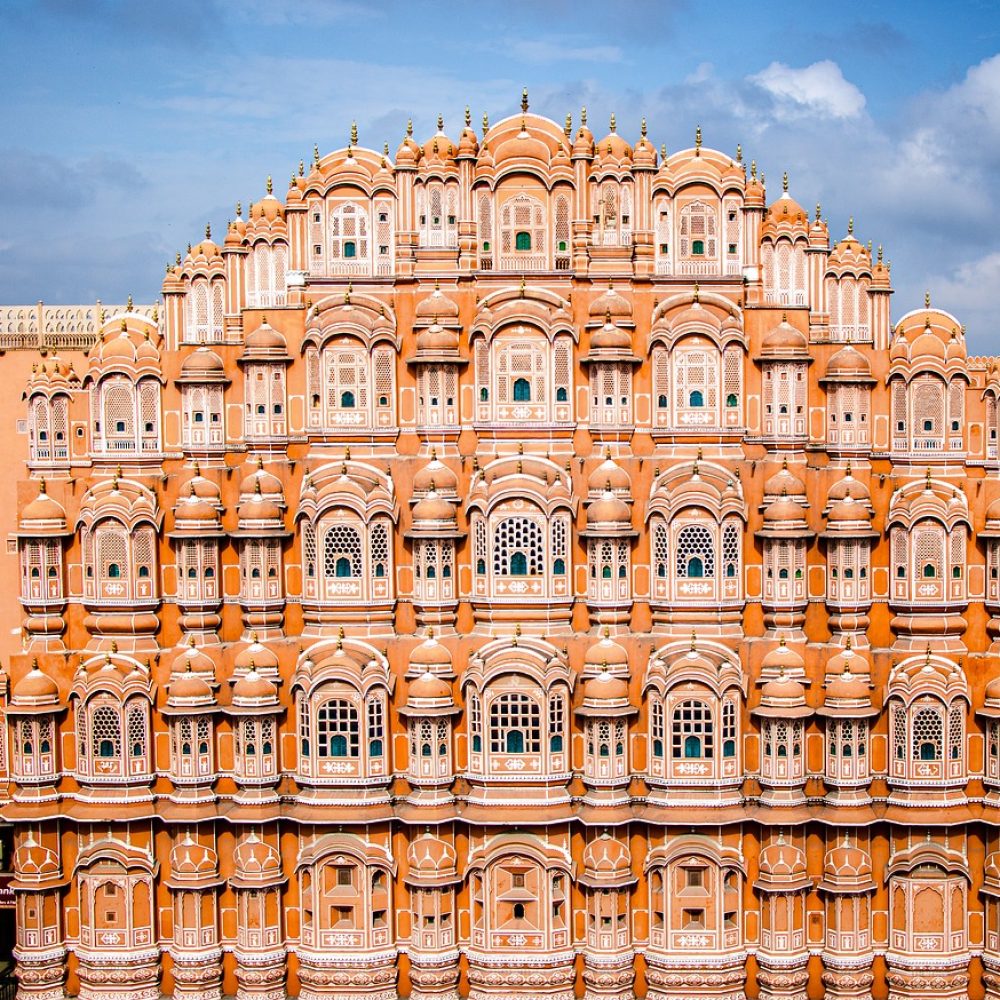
(1, 95), (1000, 1000)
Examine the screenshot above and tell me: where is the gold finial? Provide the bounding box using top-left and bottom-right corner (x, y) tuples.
(925, 289), (931, 307)
(847, 217), (854, 236)
(782, 312), (788, 322)
(38, 478), (46, 495)
(750, 159), (757, 180)
(815, 202), (821, 221)
(344, 281), (352, 305)
(434, 113), (442, 133)
(513, 623), (521, 645)
(695, 125), (702, 152)
(660, 143), (666, 159)
(690, 630), (697, 652)
(235, 201), (242, 218)
(205, 223), (211, 239)
(174, 252), (181, 266)
(350, 121), (358, 145)
(266, 175), (273, 195)
(464, 105), (471, 128)
(877, 244), (884, 263)
(481, 111), (489, 136)
(521, 88), (529, 113)
(383, 141), (390, 158)
(580, 105), (587, 126)
(519, 276), (526, 297)
(736, 142), (742, 162)
(432, 138), (439, 154)
(609, 112), (616, 132)
(564, 113), (572, 137)
(125, 293), (133, 312)
(782, 171), (788, 193)
(298, 159), (304, 176)
(692, 282), (700, 304)
(313, 143), (320, 164)
(641, 116), (647, 138)
(120, 319), (128, 333)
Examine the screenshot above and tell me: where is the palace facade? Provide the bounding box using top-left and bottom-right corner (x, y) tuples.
(3, 97), (1000, 1000)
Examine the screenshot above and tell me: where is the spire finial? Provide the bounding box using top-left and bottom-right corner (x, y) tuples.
(815, 202), (821, 221)
(313, 143), (320, 164)
(641, 116), (647, 137)
(351, 121), (358, 146)
(750, 159), (757, 180)
(692, 282), (700, 304)
(736, 142), (742, 162)
(847, 216), (854, 236)
(481, 111), (489, 136)
(298, 159), (304, 176)
(782, 171), (788, 193)
(266, 175), (273, 195)
(580, 105), (587, 126)
(204, 223), (211, 239)
(609, 112), (616, 132)
(877, 244), (884, 264)
(436, 113), (443, 132)
(564, 113), (572, 137)
(925, 289), (931, 308)
(406, 119), (413, 137)
(38, 477), (46, 495)
(695, 125), (702, 152)
(521, 87), (529, 113)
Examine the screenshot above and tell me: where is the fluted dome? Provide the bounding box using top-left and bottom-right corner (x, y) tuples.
(582, 834), (632, 884)
(412, 489), (457, 523)
(590, 318), (633, 351)
(234, 634), (279, 674)
(760, 317), (808, 356)
(764, 494), (806, 523)
(584, 633), (629, 674)
(408, 670), (452, 701)
(167, 669), (214, 707)
(231, 668), (278, 708)
(12, 662), (59, 706)
(415, 285), (460, 323)
(21, 483), (67, 525)
(757, 671), (810, 718)
(587, 490), (631, 525)
(583, 669), (629, 702)
(413, 454), (458, 495)
(409, 632), (453, 674)
(407, 832), (458, 883)
(180, 347), (225, 376)
(415, 322), (460, 352)
(243, 319), (288, 355)
(823, 840), (873, 886)
(827, 496), (870, 522)
(764, 462), (806, 499)
(825, 665), (870, 704)
(587, 456), (631, 494)
(761, 639), (804, 675)
(824, 344), (872, 380)
(589, 282), (633, 322)
(759, 837), (808, 879)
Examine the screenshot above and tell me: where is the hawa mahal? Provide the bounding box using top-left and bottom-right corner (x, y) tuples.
(1, 95), (1000, 1000)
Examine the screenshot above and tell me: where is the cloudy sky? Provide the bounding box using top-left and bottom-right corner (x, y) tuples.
(2, 0), (999, 351)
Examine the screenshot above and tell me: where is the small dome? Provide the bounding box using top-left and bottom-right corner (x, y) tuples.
(761, 639), (804, 675)
(589, 282), (633, 321)
(587, 456), (630, 494)
(764, 462), (806, 498)
(583, 669), (629, 702)
(827, 496), (870, 522)
(416, 322), (460, 352)
(244, 319), (287, 352)
(234, 634), (279, 673)
(824, 840), (872, 882)
(409, 633), (453, 672)
(21, 484), (67, 524)
(231, 668), (278, 707)
(169, 836), (219, 880)
(587, 491), (631, 525)
(413, 454), (458, 495)
(987, 496), (1000, 523)
(986, 673), (1000, 703)
(825, 345), (871, 379)
(763, 495), (806, 523)
(584, 633), (629, 673)
(761, 316), (808, 355)
(827, 471), (870, 504)
(12, 662), (59, 704)
(415, 285), (460, 322)
(238, 493), (282, 521)
(240, 461), (283, 498)
(826, 665), (870, 704)
(174, 493), (219, 524)
(759, 671), (808, 711)
(181, 347), (225, 375)
(233, 833), (281, 880)
(408, 670), (452, 701)
(910, 330), (946, 361)
(765, 191), (809, 228)
(590, 319), (633, 351)
(184, 471), (222, 502)
(412, 490), (457, 522)
(167, 669), (213, 705)
(759, 837), (808, 878)
(582, 834), (631, 881)
(407, 832), (458, 879)
(14, 837), (59, 879)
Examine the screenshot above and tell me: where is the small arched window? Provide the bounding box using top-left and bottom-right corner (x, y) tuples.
(344, 241), (357, 258)
(510, 552), (528, 576)
(513, 378), (531, 402)
(341, 390), (355, 408)
(689, 389), (704, 408)
(515, 231), (532, 251)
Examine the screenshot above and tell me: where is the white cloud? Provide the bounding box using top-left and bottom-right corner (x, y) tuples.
(749, 60), (867, 120)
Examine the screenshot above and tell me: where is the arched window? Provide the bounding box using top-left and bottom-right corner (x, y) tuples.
(515, 231), (532, 251)
(494, 518), (544, 576)
(672, 701), (713, 760)
(341, 390), (355, 408)
(676, 524), (716, 580)
(316, 700), (359, 758)
(513, 378), (531, 402)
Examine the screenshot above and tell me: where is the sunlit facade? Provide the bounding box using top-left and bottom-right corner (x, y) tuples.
(2, 98), (1000, 1000)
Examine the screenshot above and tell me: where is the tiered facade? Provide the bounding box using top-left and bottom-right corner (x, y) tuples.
(3, 98), (1000, 1000)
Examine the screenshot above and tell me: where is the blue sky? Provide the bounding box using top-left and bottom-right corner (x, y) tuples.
(2, 0), (999, 350)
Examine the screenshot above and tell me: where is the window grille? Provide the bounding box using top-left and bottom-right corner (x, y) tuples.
(92, 704), (121, 761)
(321, 523), (362, 579)
(489, 693), (541, 754)
(671, 700), (714, 759)
(494, 517), (544, 575)
(316, 699), (359, 758)
(548, 693), (565, 752)
(911, 706), (943, 760)
(653, 520), (669, 578)
(650, 698), (665, 757)
(675, 523), (715, 578)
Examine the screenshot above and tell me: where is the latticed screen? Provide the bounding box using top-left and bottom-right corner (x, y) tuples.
(92, 704), (121, 760)
(676, 524), (715, 578)
(672, 700), (714, 759)
(493, 517), (544, 575)
(321, 523), (362, 578)
(489, 693), (541, 754)
(911, 707), (943, 760)
(316, 699), (360, 758)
